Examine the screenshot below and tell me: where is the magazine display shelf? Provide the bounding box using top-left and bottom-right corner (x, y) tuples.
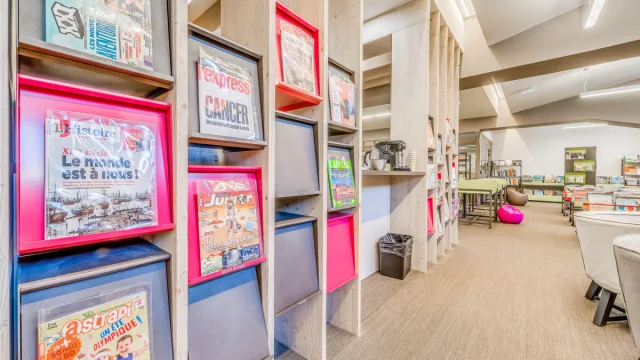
(187, 166), (266, 286)
(16, 0), (174, 97)
(565, 147), (597, 186)
(187, 24), (268, 151)
(17, 240), (174, 359)
(16, 75), (174, 254)
(275, 2), (323, 111)
(326, 212), (356, 294)
(188, 267), (270, 360)
(621, 157), (640, 186)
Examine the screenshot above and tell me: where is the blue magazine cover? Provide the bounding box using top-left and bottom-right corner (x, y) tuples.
(45, 0), (153, 70)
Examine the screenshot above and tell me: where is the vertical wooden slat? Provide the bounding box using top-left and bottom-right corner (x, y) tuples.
(437, 23), (448, 258)
(220, 0), (277, 354)
(427, 10), (440, 265)
(326, 0), (362, 336)
(390, 12), (430, 273)
(152, 0), (189, 358)
(1, 0), (11, 356)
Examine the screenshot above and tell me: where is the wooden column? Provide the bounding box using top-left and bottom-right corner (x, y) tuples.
(326, 0), (363, 336)
(0, 0), (11, 356)
(390, 6), (431, 273)
(427, 10), (441, 265)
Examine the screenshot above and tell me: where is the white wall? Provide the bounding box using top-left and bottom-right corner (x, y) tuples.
(360, 176), (391, 278)
(487, 124), (640, 176)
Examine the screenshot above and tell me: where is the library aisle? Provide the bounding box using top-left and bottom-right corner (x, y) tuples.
(326, 202), (637, 360)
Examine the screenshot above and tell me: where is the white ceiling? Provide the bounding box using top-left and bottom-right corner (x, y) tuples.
(460, 87), (498, 119)
(501, 57), (640, 113)
(363, 0), (414, 21)
(471, 0), (588, 45)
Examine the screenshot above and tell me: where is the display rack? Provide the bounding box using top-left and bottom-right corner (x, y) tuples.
(622, 155), (640, 186)
(565, 147), (596, 186)
(459, 153), (471, 180)
(490, 160), (522, 189)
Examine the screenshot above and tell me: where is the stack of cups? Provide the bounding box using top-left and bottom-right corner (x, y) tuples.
(408, 150), (417, 171)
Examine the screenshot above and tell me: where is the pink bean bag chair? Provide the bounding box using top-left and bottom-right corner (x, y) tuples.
(498, 205), (524, 224)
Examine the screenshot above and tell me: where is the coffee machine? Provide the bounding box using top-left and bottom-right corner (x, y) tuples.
(374, 140), (410, 171)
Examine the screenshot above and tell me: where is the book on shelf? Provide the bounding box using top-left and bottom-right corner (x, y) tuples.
(280, 19), (317, 94)
(565, 148), (586, 160)
(328, 158), (357, 208)
(427, 120), (436, 150)
(46, 0), (154, 70)
(555, 190), (563, 196)
(523, 189), (534, 195)
(196, 178), (263, 276)
(596, 176), (610, 185)
(624, 155), (640, 162)
(543, 175), (557, 184)
(198, 47), (262, 140)
(612, 176), (625, 185)
(532, 175), (543, 183)
(587, 193), (614, 205)
(543, 190), (555, 196)
(533, 190), (544, 195)
(624, 166), (639, 175)
(45, 110), (158, 240)
(436, 210), (443, 233)
(626, 178), (639, 186)
(328, 67), (356, 127)
(522, 175), (533, 183)
(616, 198), (638, 212)
(427, 164), (437, 189)
(38, 284), (152, 360)
(574, 161), (595, 172)
(556, 176), (565, 184)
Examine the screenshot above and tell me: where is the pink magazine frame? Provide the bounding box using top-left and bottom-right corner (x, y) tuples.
(16, 75), (174, 254)
(187, 166), (266, 286)
(326, 213), (356, 294)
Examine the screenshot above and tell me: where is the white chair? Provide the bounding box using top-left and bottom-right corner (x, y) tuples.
(574, 212), (640, 326)
(614, 234), (640, 352)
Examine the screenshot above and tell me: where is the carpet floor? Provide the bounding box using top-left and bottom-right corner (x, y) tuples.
(323, 202), (638, 360)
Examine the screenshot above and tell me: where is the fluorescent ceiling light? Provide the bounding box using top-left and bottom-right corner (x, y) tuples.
(584, 0), (605, 29)
(362, 112), (391, 119)
(515, 87), (535, 95)
(562, 123), (607, 130)
(580, 84), (640, 98)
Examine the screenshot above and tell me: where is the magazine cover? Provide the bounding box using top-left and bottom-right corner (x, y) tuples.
(437, 137), (444, 164)
(328, 67), (356, 127)
(616, 198), (638, 212)
(197, 47), (261, 140)
(427, 120), (436, 150)
(45, 110), (157, 240)
(38, 286), (151, 360)
(196, 179), (262, 276)
(612, 176), (625, 185)
(45, 0), (153, 70)
(565, 148), (586, 160)
(280, 20), (316, 94)
(328, 158), (357, 209)
(427, 164), (437, 189)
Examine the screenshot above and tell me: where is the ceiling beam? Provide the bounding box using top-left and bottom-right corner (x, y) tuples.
(363, 0), (428, 44)
(364, 75), (392, 89)
(461, 40), (640, 90)
(362, 52), (392, 72)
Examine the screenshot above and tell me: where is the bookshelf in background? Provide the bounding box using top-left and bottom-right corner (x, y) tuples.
(490, 160), (522, 189)
(522, 175), (565, 203)
(622, 155), (640, 186)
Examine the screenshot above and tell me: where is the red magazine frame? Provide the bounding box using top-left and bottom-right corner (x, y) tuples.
(16, 75), (174, 254)
(427, 197), (435, 235)
(275, 2), (323, 111)
(327, 213), (356, 294)
(187, 166), (266, 286)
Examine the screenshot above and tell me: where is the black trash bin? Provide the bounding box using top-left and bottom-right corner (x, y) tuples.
(378, 233), (413, 280)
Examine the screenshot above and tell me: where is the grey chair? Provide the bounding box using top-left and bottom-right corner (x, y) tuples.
(574, 212), (640, 326)
(614, 234), (640, 353)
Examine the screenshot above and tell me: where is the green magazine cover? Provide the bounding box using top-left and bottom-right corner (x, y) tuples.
(328, 158), (356, 209)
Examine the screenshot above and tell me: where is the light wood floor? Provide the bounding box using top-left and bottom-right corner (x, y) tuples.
(322, 202), (638, 360)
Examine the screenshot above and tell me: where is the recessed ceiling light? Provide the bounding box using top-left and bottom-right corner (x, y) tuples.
(580, 84), (640, 98)
(584, 0), (606, 29)
(517, 87), (535, 95)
